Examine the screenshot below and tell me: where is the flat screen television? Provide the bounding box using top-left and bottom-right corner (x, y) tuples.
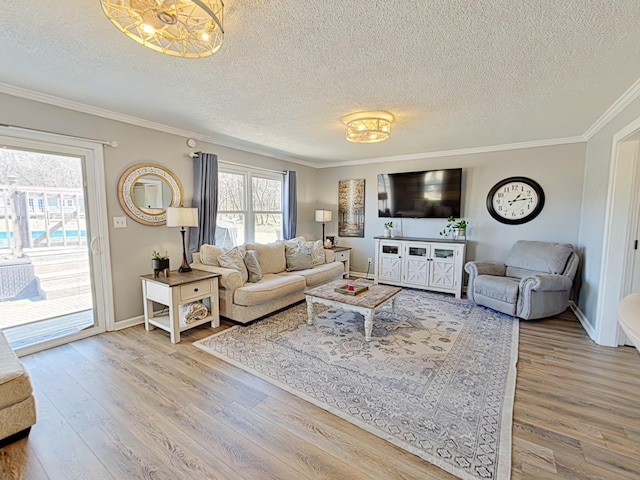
(377, 168), (462, 218)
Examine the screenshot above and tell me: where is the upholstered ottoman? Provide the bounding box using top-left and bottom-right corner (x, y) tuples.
(0, 331), (36, 446)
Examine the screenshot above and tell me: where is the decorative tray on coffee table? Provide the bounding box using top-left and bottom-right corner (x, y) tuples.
(334, 284), (369, 296)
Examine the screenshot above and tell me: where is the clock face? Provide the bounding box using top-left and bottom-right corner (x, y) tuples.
(486, 177), (545, 225)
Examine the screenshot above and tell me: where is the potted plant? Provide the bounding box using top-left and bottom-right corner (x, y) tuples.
(152, 250), (170, 277)
(384, 221), (395, 238)
(439, 216), (468, 240)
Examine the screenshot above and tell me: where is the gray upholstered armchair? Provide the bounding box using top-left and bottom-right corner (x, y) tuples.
(464, 240), (579, 320)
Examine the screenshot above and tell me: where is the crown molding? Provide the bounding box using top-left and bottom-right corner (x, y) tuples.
(315, 136), (586, 169)
(583, 76), (640, 140)
(8, 80), (636, 171)
(0, 82), (317, 168)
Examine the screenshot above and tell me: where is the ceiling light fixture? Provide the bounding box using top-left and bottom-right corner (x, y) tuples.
(342, 111), (394, 143)
(101, 0), (224, 59)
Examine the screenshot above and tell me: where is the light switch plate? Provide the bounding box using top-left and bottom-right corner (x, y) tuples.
(113, 216), (127, 229)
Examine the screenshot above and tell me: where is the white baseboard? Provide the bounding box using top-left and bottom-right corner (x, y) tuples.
(569, 301), (597, 342)
(352, 272), (469, 294)
(112, 315), (144, 331)
(351, 271), (376, 280)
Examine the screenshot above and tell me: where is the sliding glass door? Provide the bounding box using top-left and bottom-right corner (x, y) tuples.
(0, 129), (113, 355)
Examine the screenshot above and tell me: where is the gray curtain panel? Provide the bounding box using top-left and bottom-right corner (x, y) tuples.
(283, 170), (297, 240)
(188, 152), (218, 257)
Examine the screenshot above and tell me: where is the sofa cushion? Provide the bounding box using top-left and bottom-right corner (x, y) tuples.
(505, 240), (573, 275)
(474, 275), (519, 304)
(234, 274), (306, 307)
(504, 266), (546, 280)
(200, 244), (225, 267)
(0, 333), (32, 410)
(281, 261), (344, 287)
(244, 241), (286, 274)
(243, 250), (263, 283)
(286, 243), (313, 271)
(218, 247), (248, 284)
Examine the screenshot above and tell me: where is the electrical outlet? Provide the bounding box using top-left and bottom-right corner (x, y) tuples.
(113, 216), (127, 229)
(367, 257), (372, 264)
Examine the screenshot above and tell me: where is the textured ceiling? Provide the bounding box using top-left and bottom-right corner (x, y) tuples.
(1, 1), (640, 165)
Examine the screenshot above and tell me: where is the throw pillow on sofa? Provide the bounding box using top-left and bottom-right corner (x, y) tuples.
(200, 244), (225, 266)
(307, 240), (325, 266)
(283, 237), (305, 251)
(243, 250), (263, 283)
(285, 237), (325, 266)
(285, 243), (313, 271)
(244, 241), (286, 274)
(218, 247), (249, 283)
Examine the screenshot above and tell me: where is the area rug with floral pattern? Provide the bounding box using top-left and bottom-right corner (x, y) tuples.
(195, 289), (518, 480)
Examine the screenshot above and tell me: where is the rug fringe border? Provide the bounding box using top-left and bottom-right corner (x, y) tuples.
(497, 318), (518, 480)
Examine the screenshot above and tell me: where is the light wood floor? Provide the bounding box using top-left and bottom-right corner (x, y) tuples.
(1, 308), (639, 479)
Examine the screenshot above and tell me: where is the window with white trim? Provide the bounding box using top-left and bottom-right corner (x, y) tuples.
(217, 166), (283, 248)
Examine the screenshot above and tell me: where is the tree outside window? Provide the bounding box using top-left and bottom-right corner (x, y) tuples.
(217, 168), (282, 248)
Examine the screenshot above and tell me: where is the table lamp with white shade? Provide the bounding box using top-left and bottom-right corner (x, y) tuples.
(315, 209), (332, 242)
(166, 207), (198, 273)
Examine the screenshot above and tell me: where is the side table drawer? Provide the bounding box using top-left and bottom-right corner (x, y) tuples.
(336, 251), (349, 261)
(146, 281), (170, 304)
(180, 279), (211, 302)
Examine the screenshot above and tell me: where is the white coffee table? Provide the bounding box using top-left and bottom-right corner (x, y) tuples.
(305, 279), (402, 341)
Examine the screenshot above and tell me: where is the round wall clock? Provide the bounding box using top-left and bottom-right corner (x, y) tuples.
(486, 176), (545, 225)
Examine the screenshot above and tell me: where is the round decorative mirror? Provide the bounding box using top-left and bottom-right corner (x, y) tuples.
(118, 163), (184, 225)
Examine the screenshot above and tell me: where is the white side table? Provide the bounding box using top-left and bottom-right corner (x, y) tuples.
(333, 246), (351, 278)
(140, 269), (220, 343)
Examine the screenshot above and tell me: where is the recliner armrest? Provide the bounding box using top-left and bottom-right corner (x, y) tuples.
(464, 261), (506, 302)
(464, 261), (506, 277)
(519, 274), (572, 292)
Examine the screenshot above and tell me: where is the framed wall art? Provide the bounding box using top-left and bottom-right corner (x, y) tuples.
(338, 179), (365, 237)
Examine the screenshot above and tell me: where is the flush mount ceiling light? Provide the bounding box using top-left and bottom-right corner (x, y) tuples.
(342, 111), (394, 143)
(101, 0), (224, 59)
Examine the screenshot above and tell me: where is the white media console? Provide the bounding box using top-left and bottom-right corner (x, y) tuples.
(374, 236), (466, 298)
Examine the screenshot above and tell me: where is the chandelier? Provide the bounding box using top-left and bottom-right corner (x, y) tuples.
(342, 111), (394, 143)
(101, 0), (224, 58)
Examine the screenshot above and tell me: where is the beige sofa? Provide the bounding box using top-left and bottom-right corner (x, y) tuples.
(0, 330), (36, 446)
(191, 239), (345, 324)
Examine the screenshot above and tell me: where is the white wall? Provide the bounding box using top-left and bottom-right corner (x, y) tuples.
(0, 92), (317, 324)
(578, 96), (640, 331)
(7, 87), (634, 342)
(315, 143), (587, 276)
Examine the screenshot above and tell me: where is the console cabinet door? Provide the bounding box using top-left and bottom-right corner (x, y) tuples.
(403, 243), (430, 287)
(428, 246), (457, 288)
(378, 241), (402, 283)
(375, 239), (464, 298)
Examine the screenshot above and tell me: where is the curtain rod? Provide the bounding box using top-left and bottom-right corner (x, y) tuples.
(188, 153), (286, 175)
(0, 124), (118, 147)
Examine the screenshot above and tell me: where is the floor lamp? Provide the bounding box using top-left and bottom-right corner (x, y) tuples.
(315, 209), (332, 241)
(166, 207), (198, 273)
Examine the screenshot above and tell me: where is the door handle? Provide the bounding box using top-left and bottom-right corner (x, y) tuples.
(90, 237), (101, 254)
